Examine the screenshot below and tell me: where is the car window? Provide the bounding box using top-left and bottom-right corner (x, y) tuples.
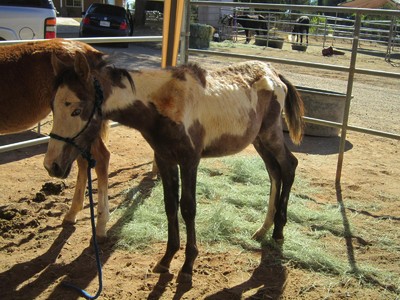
(0, 0), (54, 9)
(89, 5), (126, 17)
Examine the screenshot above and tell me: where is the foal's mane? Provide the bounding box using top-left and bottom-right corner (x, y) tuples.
(54, 56), (135, 97)
(171, 63), (207, 88)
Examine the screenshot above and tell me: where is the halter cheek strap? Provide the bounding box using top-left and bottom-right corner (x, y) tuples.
(49, 78), (104, 168)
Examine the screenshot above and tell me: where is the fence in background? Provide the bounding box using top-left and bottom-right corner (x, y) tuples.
(184, 2), (400, 182)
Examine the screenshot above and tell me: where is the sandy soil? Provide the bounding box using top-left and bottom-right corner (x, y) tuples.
(0, 36), (399, 300)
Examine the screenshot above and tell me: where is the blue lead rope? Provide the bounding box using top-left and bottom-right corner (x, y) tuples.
(62, 160), (103, 299)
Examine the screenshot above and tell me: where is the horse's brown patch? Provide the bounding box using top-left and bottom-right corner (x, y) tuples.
(188, 120), (206, 152)
(150, 79), (186, 123)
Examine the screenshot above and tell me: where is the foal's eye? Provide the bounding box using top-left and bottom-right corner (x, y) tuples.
(71, 109), (82, 117)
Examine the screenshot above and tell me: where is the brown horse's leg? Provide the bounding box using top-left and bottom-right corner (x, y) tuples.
(245, 29), (250, 44)
(176, 162), (199, 283)
(153, 157), (180, 274)
(64, 156), (87, 225)
(91, 137), (110, 238)
(306, 28), (309, 44)
(252, 137), (282, 241)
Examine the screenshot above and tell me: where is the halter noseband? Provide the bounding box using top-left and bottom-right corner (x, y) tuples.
(49, 78), (104, 168)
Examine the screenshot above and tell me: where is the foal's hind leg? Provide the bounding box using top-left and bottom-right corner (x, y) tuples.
(255, 132), (298, 241)
(252, 137), (282, 241)
(272, 144), (298, 241)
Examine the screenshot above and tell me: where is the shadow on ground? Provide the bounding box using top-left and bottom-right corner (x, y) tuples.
(285, 133), (353, 155)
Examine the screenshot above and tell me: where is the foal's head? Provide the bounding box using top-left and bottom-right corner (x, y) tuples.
(44, 52), (105, 178)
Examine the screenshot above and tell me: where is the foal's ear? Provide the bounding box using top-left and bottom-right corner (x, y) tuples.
(74, 51), (91, 83)
(51, 53), (68, 76)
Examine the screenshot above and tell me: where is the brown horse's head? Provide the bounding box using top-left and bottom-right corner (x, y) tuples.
(44, 51), (104, 178)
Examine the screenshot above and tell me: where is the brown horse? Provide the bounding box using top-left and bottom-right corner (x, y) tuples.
(44, 53), (305, 283)
(0, 39), (111, 238)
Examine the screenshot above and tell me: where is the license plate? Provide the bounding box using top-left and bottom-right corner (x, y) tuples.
(100, 20), (110, 27)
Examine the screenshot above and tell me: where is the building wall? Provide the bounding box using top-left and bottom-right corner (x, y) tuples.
(197, 0), (233, 28)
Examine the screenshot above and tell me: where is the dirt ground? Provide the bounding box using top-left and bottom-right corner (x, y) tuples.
(0, 35), (399, 300)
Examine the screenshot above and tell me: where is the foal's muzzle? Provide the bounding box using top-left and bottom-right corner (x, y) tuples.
(45, 161), (72, 179)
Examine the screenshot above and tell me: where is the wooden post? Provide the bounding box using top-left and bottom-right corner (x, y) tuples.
(162, 0), (185, 68)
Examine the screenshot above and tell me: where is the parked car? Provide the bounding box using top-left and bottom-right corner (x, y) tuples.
(79, 3), (133, 38)
(0, 0), (57, 41)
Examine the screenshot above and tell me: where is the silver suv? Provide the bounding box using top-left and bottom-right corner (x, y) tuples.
(0, 0), (57, 41)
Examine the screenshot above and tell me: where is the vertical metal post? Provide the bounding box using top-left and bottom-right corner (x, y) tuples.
(179, 0), (190, 65)
(335, 13), (362, 184)
(323, 18), (327, 48)
(385, 16), (395, 62)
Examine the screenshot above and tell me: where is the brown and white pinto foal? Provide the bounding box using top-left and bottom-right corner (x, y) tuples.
(0, 39), (111, 238)
(44, 53), (304, 283)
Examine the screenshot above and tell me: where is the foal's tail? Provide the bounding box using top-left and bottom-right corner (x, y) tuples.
(279, 74), (305, 145)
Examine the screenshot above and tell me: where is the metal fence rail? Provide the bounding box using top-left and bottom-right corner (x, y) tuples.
(204, 6), (399, 56)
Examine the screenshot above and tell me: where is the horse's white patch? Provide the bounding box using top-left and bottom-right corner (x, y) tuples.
(274, 83), (286, 109)
(253, 76), (274, 92)
(255, 74), (286, 109)
(189, 81), (256, 148)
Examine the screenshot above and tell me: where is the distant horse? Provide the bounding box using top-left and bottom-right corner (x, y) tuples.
(0, 39), (111, 239)
(225, 14), (268, 44)
(292, 16), (310, 44)
(44, 54), (304, 283)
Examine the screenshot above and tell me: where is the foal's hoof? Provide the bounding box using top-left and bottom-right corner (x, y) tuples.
(62, 218), (76, 227)
(153, 262), (169, 274)
(251, 231), (264, 241)
(95, 235), (108, 245)
(176, 271), (192, 284)
(272, 232), (285, 245)
(252, 228), (267, 241)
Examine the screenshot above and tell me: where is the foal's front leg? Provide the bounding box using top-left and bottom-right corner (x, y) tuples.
(153, 158), (180, 274)
(176, 162), (199, 283)
(63, 156), (87, 226)
(91, 137), (110, 238)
